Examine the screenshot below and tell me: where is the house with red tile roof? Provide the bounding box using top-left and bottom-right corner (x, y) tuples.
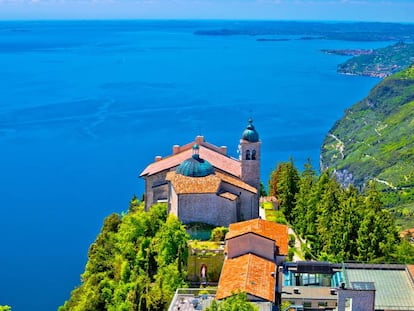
(216, 218), (288, 306)
(400, 228), (414, 243)
(226, 218), (289, 260)
(216, 253), (276, 303)
(140, 119), (262, 227)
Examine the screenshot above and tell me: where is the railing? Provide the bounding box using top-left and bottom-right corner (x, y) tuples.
(168, 288), (217, 311)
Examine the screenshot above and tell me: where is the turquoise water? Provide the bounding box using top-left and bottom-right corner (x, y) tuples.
(0, 20), (387, 310)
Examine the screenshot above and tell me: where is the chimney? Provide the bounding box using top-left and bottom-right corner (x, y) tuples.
(155, 156), (162, 162)
(195, 136), (205, 144)
(220, 146), (227, 155)
(173, 145), (180, 154)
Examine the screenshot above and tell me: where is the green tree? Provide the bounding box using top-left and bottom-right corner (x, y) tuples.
(334, 186), (364, 261)
(302, 170), (331, 254)
(211, 227), (229, 242)
(205, 292), (258, 311)
(277, 159), (412, 263)
(259, 182), (267, 197)
(128, 195), (141, 213)
(292, 159), (317, 236)
(316, 176), (342, 256)
(0, 306), (12, 311)
(59, 201), (189, 311)
(393, 240), (414, 263)
(152, 214), (189, 273)
(355, 183), (400, 262)
(269, 158), (300, 222)
(356, 209), (378, 262)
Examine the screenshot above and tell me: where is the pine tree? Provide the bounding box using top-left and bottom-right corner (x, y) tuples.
(292, 159), (317, 237)
(356, 182), (400, 262)
(316, 176), (342, 256)
(334, 186), (364, 261)
(269, 158), (300, 222)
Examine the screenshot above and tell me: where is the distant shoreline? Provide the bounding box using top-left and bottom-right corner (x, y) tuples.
(193, 21), (414, 42)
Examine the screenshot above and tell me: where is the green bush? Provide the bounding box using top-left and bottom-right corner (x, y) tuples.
(210, 227), (229, 242)
(288, 234), (296, 247)
(287, 248), (295, 261)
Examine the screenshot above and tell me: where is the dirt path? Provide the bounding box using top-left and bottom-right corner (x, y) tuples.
(288, 227), (305, 261)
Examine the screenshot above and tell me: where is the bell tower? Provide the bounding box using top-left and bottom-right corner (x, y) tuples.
(239, 118), (261, 192)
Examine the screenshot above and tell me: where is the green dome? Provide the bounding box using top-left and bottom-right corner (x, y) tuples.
(176, 148), (215, 177)
(242, 118), (259, 142)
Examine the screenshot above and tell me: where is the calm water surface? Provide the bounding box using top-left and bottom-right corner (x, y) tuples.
(0, 20), (387, 310)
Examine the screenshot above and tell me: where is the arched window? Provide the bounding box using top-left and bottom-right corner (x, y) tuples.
(252, 150), (256, 160)
(246, 150), (251, 160)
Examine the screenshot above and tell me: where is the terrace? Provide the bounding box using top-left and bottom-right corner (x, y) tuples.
(168, 288), (216, 311)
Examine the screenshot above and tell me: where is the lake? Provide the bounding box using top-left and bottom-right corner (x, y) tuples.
(0, 20), (388, 311)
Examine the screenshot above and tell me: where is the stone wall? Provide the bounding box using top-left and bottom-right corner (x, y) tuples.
(239, 140), (261, 191)
(169, 185), (178, 216)
(178, 193), (237, 227)
(221, 182), (259, 220)
(144, 171), (169, 210)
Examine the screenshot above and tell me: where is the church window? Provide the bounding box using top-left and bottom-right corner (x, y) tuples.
(252, 150), (256, 160)
(246, 150), (251, 160)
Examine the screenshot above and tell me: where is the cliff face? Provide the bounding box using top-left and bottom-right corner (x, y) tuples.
(321, 65), (414, 198)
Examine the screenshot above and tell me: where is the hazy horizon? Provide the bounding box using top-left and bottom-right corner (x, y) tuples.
(1, 0), (413, 23)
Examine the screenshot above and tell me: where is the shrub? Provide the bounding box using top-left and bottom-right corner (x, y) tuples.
(210, 227), (229, 242)
(288, 248), (295, 261)
(288, 234), (296, 247)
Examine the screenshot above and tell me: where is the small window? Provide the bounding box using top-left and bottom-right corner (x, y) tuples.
(246, 150), (251, 160)
(252, 150), (256, 160)
(303, 301), (312, 308)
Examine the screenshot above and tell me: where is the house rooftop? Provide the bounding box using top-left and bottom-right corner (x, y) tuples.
(166, 171), (221, 194)
(166, 171), (257, 195)
(345, 265), (414, 310)
(226, 218), (288, 255)
(140, 138), (241, 178)
(408, 264), (414, 280)
(216, 253), (276, 303)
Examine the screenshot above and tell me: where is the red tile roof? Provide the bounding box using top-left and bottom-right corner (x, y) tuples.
(166, 171), (221, 194)
(226, 218), (289, 255)
(140, 140), (241, 178)
(219, 192), (238, 201)
(400, 228), (414, 238)
(407, 265), (414, 281)
(216, 253), (276, 302)
(216, 171), (257, 194)
(165, 171), (257, 195)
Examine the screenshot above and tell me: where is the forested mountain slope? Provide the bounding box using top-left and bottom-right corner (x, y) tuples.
(321, 65), (414, 220)
(58, 200), (189, 311)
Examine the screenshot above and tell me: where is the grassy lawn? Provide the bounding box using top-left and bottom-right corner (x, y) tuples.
(262, 202), (274, 210)
(264, 209), (287, 224)
(189, 240), (223, 250)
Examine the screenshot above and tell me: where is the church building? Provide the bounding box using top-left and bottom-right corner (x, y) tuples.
(139, 119), (261, 227)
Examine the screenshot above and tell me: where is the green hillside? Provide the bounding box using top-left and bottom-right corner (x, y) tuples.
(321, 65), (414, 226)
(58, 200), (189, 311)
(337, 42), (414, 78)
